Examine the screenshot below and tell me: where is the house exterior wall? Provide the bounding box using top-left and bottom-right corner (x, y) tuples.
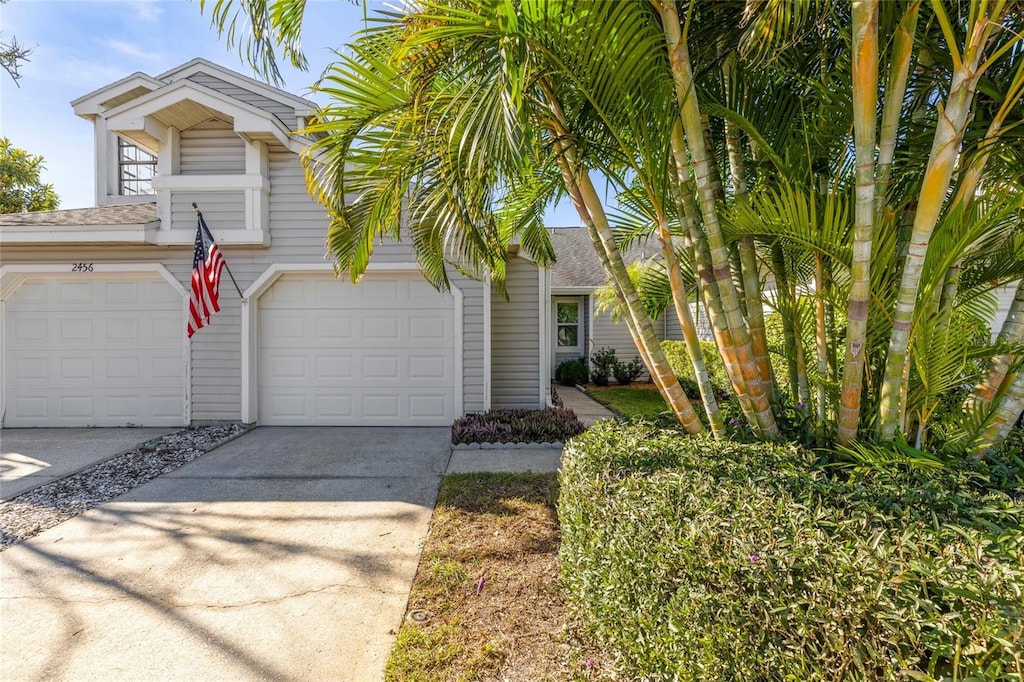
(491, 258), (543, 409)
(1, 139), (488, 423)
(590, 305), (655, 374)
(992, 283), (1018, 340)
(179, 119), (245, 174)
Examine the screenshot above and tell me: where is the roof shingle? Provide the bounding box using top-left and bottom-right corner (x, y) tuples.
(0, 202), (158, 228)
(547, 227), (655, 289)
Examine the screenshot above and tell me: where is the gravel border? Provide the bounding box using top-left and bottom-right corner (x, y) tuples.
(0, 423), (248, 550)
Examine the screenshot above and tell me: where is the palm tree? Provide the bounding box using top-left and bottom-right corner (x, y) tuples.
(200, 0), (1024, 454)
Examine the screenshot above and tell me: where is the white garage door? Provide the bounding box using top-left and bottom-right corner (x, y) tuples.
(3, 276), (186, 427)
(258, 273), (457, 426)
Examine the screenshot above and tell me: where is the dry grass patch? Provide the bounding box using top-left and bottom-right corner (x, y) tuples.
(385, 473), (609, 681)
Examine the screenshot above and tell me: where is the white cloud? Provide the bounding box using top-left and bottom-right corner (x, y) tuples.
(131, 0), (164, 23)
(107, 39), (157, 62)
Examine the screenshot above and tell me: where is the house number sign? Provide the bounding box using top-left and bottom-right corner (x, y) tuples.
(71, 263), (95, 272)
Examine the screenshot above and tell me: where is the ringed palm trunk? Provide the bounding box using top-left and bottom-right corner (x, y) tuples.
(541, 93), (704, 435)
(878, 7), (1006, 441)
(936, 61), (1024, 321)
(875, 1), (920, 206)
(657, 215), (726, 439)
(838, 0), (878, 444)
(970, 367), (1024, 456)
(772, 242), (801, 403)
(970, 278), (1024, 409)
(720, 45), (773, 395)
(815, 253), (829, 422)
(660, 0), (778, 438)
(721, 59), (773, 394)
(670, 128), (762, 428)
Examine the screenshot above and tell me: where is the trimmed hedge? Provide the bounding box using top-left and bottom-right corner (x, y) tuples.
(559, 421), (1024, 681)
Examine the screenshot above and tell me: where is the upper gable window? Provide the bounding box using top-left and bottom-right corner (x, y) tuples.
(118, 137), (157, 196)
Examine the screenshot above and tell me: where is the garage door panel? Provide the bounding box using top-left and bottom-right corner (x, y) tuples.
(60, 356), (95, 380)
(316, 355), (353, 379)
(3, 275), (185, 427)
(265, 352), (308, 379)
(57, 281), (92, 304)
(409, 354), (449, 379)
(409, 394), (449, 418)
(258, 273), (457, 426)
(317, 316), (353, 340)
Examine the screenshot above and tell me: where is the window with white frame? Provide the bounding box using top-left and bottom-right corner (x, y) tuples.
(118, 137), (157, 196)
(556, 300), (581, 348)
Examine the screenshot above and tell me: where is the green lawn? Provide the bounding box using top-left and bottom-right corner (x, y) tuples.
(585, 384), (669, 419)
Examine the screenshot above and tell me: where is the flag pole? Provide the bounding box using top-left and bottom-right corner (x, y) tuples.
(192, 202), (244, 300)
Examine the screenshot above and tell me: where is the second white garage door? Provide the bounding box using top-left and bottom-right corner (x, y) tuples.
(258, 273), (458, 426)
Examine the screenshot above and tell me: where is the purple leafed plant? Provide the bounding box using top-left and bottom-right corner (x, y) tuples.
(451, 407), (585, 444)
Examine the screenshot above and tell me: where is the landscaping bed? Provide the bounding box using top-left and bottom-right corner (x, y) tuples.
(451, 407), (585, 445)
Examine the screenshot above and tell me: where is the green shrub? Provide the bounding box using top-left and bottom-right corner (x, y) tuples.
(612, 357), (644, 385)
(661, 340), (731, 398)
(590, 347), (617, 387)
(555, 357), (589, 386)
(559, 421), (1024, 681)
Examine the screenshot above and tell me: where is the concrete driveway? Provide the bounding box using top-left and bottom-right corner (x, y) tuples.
(1, 428), (178, 501)
(0, 426), (451, 681)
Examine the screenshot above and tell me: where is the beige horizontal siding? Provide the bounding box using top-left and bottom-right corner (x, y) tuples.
(171, 190), (245, 231)
(180, 119), (245, 174)
(491, 258), (542, 409)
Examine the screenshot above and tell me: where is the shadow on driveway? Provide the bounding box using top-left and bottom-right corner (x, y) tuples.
(1, 426), (452, 681)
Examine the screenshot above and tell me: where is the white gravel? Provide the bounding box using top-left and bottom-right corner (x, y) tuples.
(0, 423), (247, 549)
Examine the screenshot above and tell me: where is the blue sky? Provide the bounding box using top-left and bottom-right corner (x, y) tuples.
(0, 0), (582, 224)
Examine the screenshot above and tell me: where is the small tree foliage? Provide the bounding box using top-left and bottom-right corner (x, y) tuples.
(0, 138), (59, 213)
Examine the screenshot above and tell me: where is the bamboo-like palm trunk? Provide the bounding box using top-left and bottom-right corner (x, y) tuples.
(838, 0), (878, 444)
(721, 50), (773, 394)
(540, 88), (705, 435)
(670, 126), (761, 427)
(971, 368), (1024, 456)
(661, 0), (778, 438)
(970, 278), (1024, 409)
(937, 65), (1024, 324)
(772, 242), (801, 403)
(878, 9), (1004, 441)
(875, 1), (920, 206)
(656, 216), (726, 438)
(814, 254), (829, 422)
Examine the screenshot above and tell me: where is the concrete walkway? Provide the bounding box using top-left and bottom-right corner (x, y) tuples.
(0, 426), (450, 682)
(555, 385), (616, 426)
(1, 427), (178, 501)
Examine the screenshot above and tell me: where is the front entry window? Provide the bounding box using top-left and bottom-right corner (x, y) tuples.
(556, 301), (580, 348)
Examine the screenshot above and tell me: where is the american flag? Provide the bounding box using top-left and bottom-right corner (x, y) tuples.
(187, 212), (227, 338)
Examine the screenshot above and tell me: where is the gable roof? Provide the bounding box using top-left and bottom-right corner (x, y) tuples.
(70, 58), (315, 134)
(547, 227), (656, 289)
(158, 58), (316, 113)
